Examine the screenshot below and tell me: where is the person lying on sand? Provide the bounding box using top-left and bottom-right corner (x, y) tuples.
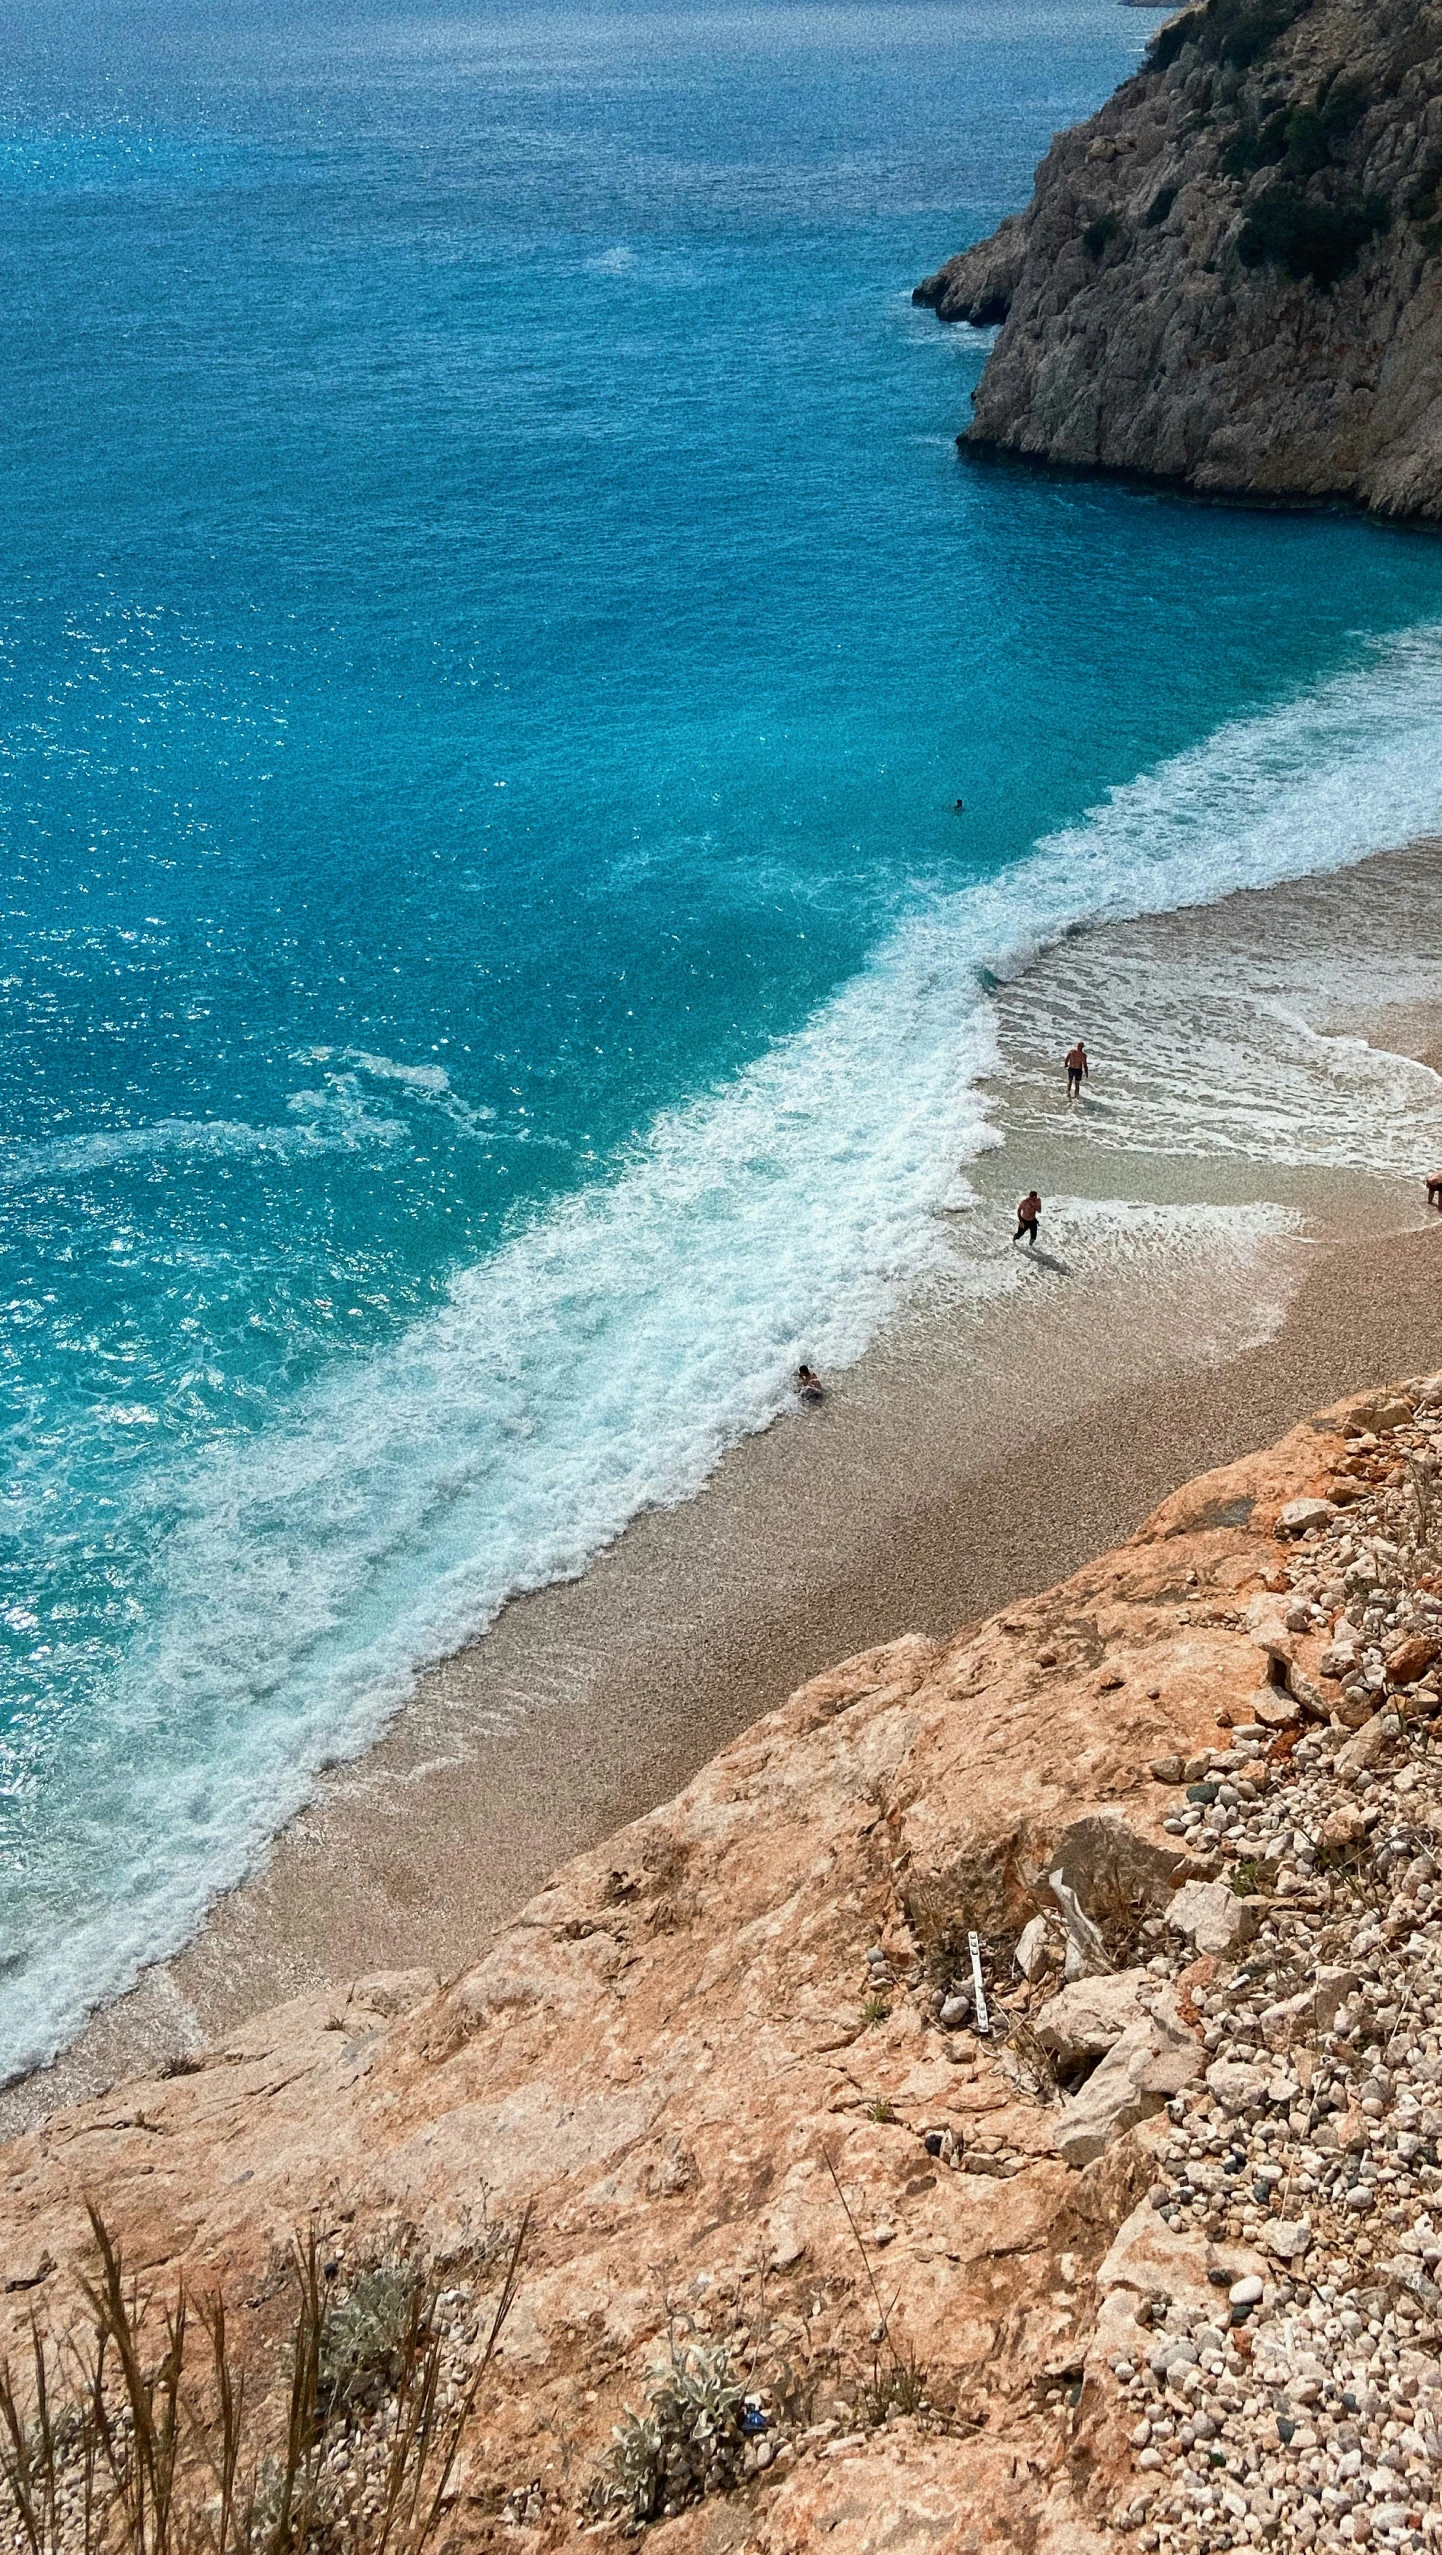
(1065, 1040), (1089, 1098)
(1014, 1191), (1041, 1247)
(796, 1364), (825, 1399)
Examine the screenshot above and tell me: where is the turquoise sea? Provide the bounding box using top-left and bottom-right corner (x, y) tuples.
(7, 0), (1442, 2080)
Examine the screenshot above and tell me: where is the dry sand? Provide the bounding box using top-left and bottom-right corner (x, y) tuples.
(8, 850), (1442, 2138)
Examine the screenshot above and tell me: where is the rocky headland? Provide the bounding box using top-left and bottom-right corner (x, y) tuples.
(12, 1382), (1442, 2548)
(914, 0), (1442, 517)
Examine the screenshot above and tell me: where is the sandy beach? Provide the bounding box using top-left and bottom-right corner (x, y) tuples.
(8, 838), (1442, 2138)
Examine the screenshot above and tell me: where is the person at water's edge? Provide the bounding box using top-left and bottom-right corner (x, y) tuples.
(1014, 1191), (1041, 1248)
(1066, 1040), (1088, 1099)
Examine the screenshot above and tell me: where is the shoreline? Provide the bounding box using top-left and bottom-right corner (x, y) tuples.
(8, 844), (1442, 2136)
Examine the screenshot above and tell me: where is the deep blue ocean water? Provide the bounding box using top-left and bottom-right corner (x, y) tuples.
(7, 0), (1442, 2078)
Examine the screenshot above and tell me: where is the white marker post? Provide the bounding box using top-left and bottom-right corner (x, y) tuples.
(968, 1929), (989, 2036)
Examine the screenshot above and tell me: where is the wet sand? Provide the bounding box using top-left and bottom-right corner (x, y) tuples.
(8, 848), (1442, 2138)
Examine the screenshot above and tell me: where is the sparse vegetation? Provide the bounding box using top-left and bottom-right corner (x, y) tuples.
(1144, 184), (1178, 227)
(314, 2266), (415, 2420)
(1199, 0), (1310, 72)
(1081, 210), (1121, 258)
(0, 2204), (527, 2555)
(1220, 110), (1291, 179)
(1237, 180), (1390, 285)
(821, 2153), (946, 2438)
(586, 2342), (753, 2529)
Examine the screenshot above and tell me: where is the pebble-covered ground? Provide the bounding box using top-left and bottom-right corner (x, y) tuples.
(1106, 1383), (1442, 2554)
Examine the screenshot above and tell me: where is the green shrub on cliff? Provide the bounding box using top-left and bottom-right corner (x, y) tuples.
(1151, 0), (1312, 75)
(1237, 180), (1391, 284)
(1082, 209), (1122, 257)
(1201, 0), (1311, 71)
(1221, 110), (1290, 177)
(1221, 72), (1368, 185)
(1317, 73), (1367, 147)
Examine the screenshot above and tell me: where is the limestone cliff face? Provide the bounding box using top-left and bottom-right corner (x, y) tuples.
(915, 0), (1442, 517)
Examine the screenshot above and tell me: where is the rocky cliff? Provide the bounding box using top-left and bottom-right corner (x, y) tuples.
(914, 0), (1442, 517)
(8, 1384), (1442, 2552)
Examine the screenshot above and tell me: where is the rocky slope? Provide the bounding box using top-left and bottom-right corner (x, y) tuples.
(9, 1383), (1442, 2549)
(914, 0), (1442, 516)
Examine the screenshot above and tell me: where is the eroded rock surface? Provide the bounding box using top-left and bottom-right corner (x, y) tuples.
(915, 0), (1442, 519)
(8, 1382), (1442, 2547)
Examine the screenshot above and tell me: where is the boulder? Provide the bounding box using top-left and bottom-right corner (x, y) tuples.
(1052, 2008), (1201, 2169)
(1260, 1969), (1356, 2051)
(1349, 1397), (1413, 1434)
(1034, 1969), (1155, 2067)
(1245, 1601), (1296, 1665)
(1337, 1713), (1395, 1775)
(1013, 1914), (1053, 1981)
(1276, 1499), (1339, 1538)
(1206, 2057), (1269, 2113)
(1321, 1804), (1375, 1852)
(1387, 1632), (1441, 1688)
(1253, 1690), (1300, 1730)
(1285, 1664), (1329, 1720)
(1040, 1811), (1185, 1904)
(1167, 1880), (1253, 1959)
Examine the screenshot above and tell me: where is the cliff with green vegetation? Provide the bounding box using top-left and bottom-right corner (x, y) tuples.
(915, 0), (1442, 517)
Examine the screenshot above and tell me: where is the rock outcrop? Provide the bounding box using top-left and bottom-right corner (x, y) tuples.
(7, 1382), (1442, 2549)
(914, 0), (1442, 517)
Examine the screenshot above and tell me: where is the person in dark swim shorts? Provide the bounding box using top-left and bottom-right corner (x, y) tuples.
(1014, 1190), (1041, 1247)
(1065, 1040), (1089, 1099)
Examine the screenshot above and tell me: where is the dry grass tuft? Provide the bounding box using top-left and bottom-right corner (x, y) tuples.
(0, 2202), (528, 2555)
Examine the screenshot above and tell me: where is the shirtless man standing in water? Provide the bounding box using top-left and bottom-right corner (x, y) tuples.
(1014, 1190), (1041, 1248)
(1065, 1040), (1089, 1099)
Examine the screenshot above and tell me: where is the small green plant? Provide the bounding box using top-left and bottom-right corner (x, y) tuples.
(316, 2262), (416, 2417)
(1230, 1858), (1264, 1898)
(861, 1995), (890, 2028)
(866, 2099), (897, 2124)
(1081, 210), (1121, 258)
(822, 2152), (944, 2436)
(587, 2342), (752, 2527)
(860, 2346), (932, 2427)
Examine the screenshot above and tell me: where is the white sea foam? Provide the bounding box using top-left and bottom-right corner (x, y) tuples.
(12, 625), (1442, 2079)
(340, 1049), (499, 1128)
(0, 1094), (405, 1189)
